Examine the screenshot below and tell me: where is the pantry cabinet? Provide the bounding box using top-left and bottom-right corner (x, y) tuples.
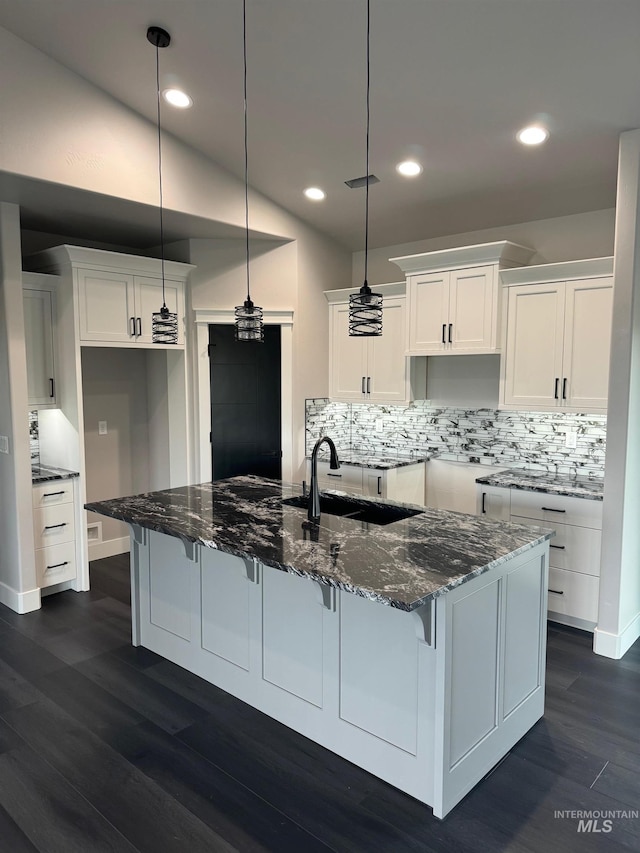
(500, 258), (613, 412)
(326, 283), (417, 403)
(390, 242), (535, 356)
(23, 273), (59, 408)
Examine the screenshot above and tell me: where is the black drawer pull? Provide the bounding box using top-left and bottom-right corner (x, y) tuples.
(46, 561), (69, 570)
(377, 476), (382, 495)
(327, 473), (342, 478)
(548, 588), (564, 595)
(43, 491), (65, 497)
(44, 523), (67, 530)
(481, 492), (487, 513)
(49, 377), (55, 398)
(541, 507), (566, 513)
(550, 544), (566, 550)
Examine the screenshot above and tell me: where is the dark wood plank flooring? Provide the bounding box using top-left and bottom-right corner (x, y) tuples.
(0, 553), (639, 852)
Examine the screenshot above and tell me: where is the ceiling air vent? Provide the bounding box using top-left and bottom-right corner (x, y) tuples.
(345, 174), (380, 189)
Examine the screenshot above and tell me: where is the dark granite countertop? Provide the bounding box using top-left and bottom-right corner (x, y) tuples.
(475, 468), (604, 501)
(85, 475), (552, 612)
(32, 464), (80, 484)
(309, 451), (431, 470)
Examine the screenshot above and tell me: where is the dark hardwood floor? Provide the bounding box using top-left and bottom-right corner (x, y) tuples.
(0, 554), (639, 852)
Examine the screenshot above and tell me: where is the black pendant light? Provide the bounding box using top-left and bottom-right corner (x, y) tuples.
(349, 0), (382, 337)
(148, 25), (178, 345)
(235, 0), (264, 342)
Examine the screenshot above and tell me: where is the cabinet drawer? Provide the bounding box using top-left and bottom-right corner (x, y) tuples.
(512, 516), (601, 576)
(33, 502), (75, 549)
(316, 461), (364, 494)
(35, 541), (76, 588)
(547, 567), (599, 624)
(32, 479), (74, 508)
(510, 490), (602, 529)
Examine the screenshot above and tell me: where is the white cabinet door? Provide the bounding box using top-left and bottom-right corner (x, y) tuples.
(367, 296), (409, 402)
(24, 288), (56, 406)
(503, 283), (565, 408)
(476, 484), (511, 520)
(449, 266), (495, 352)
(562, 277), (612, 411)
(329, 302), (368, 402)
(77, 268), (136, 343)
(134, 276), (182, 345)
(407, 272), (449, 353)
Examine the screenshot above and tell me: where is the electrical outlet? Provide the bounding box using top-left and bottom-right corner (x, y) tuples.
(565, 429), (577, 449)
(375, 418), (384, 432)
(98, 421), (108, 435)
(0, 435), (8, 454)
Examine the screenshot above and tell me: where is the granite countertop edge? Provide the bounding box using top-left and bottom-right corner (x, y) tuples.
(31, 464), (80, 484)
(475, 468), (604, 501)
(308, 453), (432, 470)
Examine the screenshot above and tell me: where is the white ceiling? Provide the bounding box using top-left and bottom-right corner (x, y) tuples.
(1, 0), (640, 251)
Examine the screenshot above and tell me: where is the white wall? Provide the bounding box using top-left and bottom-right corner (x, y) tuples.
(597, 130), (640, 658)
(0, 202), (38, 611)
(354, 209), (616, 285)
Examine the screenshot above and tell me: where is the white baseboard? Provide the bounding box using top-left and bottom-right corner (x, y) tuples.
(88, 536), (130, 561)
(0, 581), (41, 614)
(593, 611), (640, 659)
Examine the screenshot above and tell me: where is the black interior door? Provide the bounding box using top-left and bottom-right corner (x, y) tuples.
(209, 324), (282, 481)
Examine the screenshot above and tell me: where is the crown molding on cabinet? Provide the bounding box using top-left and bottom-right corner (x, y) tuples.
(24, 244), (195, 279)
(324, 281), (405, 303)
(389, 241), (535, 275)
(500, 256), (614, 287)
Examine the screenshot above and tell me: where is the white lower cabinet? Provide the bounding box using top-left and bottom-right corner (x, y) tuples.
(477, 483), (602, 630)
(309, 460), (426, 505)
(32, 480), (78, 588)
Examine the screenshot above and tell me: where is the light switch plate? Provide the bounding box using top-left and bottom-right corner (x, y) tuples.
(375, 419), (384, 432)
(98, 421), (108, 435)
(0, 435), (8, 454)
(565, 429), (577, 449)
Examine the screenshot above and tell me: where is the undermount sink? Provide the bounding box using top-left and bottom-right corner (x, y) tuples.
(282, 493), (423, 526)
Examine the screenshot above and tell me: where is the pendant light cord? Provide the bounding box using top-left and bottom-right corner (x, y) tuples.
(154, 41), (167, 309)
(243, 0), (251, 303)
(364, 0), (370, 288)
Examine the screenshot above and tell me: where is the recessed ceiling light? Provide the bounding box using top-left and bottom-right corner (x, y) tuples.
(396, 160), (423, 177)
(162, 88), (193, 108)
(304, 187), (326, 201)
(517, 125), (549, 146)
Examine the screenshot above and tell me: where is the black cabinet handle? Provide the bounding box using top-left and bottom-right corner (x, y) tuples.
(44, 523), (67, 530)
(49, 377), (55, 398)
(442, 324), (446, 344)
(548, 588), (564, 595)
(361, 376), (366, 394)
(448, 323), (452, 343)
(481, 492), (486, 514)
(327, 472), (342, 478)
(137, 317), (142, 337)
(130, 317), (136, 336)
(377, 476), (382, 496)
(562, 378), (567, 400)
(554, 378), (559, 399)
(541, 507), (566, 513)
(43, 491), (65, 497)
(550, 544), (566, 550)
(46, 561), (69, 570)
(367, 377), (371, 394)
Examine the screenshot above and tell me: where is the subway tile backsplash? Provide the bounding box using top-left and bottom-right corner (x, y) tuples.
(305, 399), (606, 478)
(29, 410), (40, 465)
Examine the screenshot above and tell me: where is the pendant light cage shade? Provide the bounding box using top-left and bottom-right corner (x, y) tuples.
(147, 25), (179, 345)
(348, 0), (382, 337)
(235, 298), (264, 342)
(152, 305), (179, 344)
(349, 283), (383, 336)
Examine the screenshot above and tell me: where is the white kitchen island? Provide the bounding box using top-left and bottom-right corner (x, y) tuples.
(87, 475), (552, 819)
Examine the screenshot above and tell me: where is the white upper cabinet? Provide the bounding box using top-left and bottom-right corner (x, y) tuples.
(23, 273), (59, 408)
(27, 246), (193, 349)
(391, 242), (535, 356)
(501, 259), (613, 412)
(326, 283), (415, 404)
